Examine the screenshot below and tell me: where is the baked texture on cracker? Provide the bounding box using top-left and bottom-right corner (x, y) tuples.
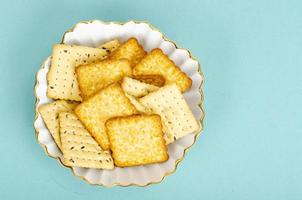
(121, 77), (158, 98)
(74, 83), (138, 150)
(110, 38), (146, 67)
(38, 100), (77, 149)
(76, 59), (132, 99)
(125, 94), (151, 114)
(133, 74), (165, 87)
(140, 84), (199, 144)
(106, 114), (168, 167)
(47, 41), (120, 101)
(59, 111), (114, 169)
(133, 48), (192, 92)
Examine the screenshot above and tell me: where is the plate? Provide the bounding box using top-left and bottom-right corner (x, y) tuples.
(34, 20), (204, 187)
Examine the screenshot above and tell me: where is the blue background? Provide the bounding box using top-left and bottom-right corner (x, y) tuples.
(0, 0), (301, 199)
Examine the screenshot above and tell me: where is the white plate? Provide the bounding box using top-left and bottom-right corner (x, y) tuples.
(34, 20), (204, 187)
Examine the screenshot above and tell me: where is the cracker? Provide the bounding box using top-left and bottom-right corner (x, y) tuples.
(140, 84), (199, 144)
(74, 83), (138, 150)
(133, 74), (165, 87)
(59, 111), (114, 169)
(121, 77), (158, 98)
(98, 39), (120, 53)
(133, 48), (192, 92)
(106, 114), (168, 167)
(38, 100), (77, 149)
(76, 59), (132, 99)
(47, 41), (120, 101)
(110, 38), (146, 67)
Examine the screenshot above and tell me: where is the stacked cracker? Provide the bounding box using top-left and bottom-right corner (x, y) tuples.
(39, 37), (199, 169)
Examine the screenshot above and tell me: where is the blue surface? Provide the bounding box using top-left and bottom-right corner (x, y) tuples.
(0, 0), (301, 199)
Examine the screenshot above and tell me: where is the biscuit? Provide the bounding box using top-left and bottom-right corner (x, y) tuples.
(106, 114), (168, 167)
(76, 59), (132, 99)
(98, 39), (120, 53)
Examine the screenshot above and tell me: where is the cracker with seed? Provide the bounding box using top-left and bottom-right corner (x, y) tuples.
(133, 74), (165, 87)
(59, 111), (114, 169)
(38, 100), (78, 149)
(106, 114), (168, 167)
(110, 38), (146, 67)
(133, 48), (192, 92)
(76, 59), (132, 99)
(98, 39), (120, 52)
(47, 41), (120, 101)
(121, 77), (158, 98)
(74, 83), (138, 150)
(140, 84), (199, 144)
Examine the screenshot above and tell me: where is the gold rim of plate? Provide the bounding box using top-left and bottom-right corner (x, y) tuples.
(34, 20), (205, 187)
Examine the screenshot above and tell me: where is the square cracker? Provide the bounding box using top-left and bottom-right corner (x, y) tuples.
(76, 59), (132, 99)
(121, 77), (158, 98)
(47, 40), (120, 101)
(140, 84), (199, 144)
(59, 111), (114, 169)
(110, 38), (146, 67)
(106, 114), (168, 167)
(38, 100), (78, 149)
(74, 83), (138, 150)
(133, 48), (192, 92)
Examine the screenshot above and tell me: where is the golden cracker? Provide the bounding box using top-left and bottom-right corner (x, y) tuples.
(106, 114), (168, 167)
(76, 59), (132, 99)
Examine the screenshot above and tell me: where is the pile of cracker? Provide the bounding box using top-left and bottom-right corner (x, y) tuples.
(39, 38), (199, 169)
